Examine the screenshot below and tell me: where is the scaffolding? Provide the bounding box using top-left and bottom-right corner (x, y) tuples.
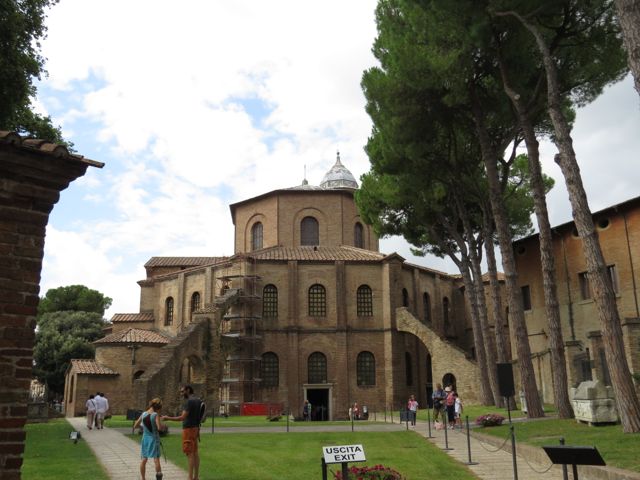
(218, 257), (262, 415)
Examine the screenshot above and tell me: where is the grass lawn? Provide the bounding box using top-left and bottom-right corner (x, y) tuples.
(143, 431), (478, 480)
(22, 419), (109, 480)
(477, 418), (640, 473)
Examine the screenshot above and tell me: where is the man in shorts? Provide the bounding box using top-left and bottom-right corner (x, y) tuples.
(163, 385), (202, 480)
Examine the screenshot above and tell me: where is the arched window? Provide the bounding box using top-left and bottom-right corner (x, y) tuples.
(443, 297), (450, 333)
(308, 284), (326, 317)
(354, 222), (364, 248)
(165, 297), (174, 326)
(423, 292), (431, 324)
(261, 352), (279, 388)
(405, 352), (413, 386)
(301, 216), (319, 246)
(191, 291), (201, 316)
(251, 222), (263, 251)
(402, 288), (409, 307)
(262, 284), (278, 318)
(356, 351), (375, 386)
(308, 352), (327, 383)
(356, 285), (373, 317)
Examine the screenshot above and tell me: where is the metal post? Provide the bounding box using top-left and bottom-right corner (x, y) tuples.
(443, 415), (453, 450)
(510, 424), (518, 480)
(321, 458), (328, 480)
(405, 403), (409, 430)
(211, 413), (214, 434)
(351, 410), (354, 432)
(560, 438), (569, 480)
(341, 462), (349, 480)
(572, 464), (579, 480)
(390, 405), (393, 423)
(506, 396), (512, 424)
(465, 416), (478, 465)
(427, 406), (433, 438)
(286, 405), (290, 433)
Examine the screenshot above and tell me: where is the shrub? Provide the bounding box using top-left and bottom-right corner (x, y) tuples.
(333, 464), (404, 480)
(475, 414), (505, 427)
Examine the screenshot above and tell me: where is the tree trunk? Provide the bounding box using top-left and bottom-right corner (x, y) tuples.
(518, 12), (640, 432)
(615, 0), (640, 97)
(471, 94), (545, 418)
(497, 58), (574, 419)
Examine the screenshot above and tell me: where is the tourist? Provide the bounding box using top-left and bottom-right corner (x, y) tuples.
(454, 392), (463, 429)
(85, 394), (96, 430)
(163, 385), (202, 480)
(352, 402), (360, 420)
(303, 399), (311, 421)
(431, 383), (447, 423)
(94, 392), (109, 429)
(407, 394), (418, 427)
(444, 386), (456, 428)
(134, 398), (164, 480)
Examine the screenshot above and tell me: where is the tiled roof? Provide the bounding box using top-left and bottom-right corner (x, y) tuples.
(250, 245), (386, 262)
(94, 328), (170, 345)
(144, 257), (228, 268)
(110, 312), (154, 323)
(0, 131), (104, 168)
(70, 359), (118, 375)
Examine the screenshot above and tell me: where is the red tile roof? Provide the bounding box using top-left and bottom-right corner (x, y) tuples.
(94, 328), (170, 345)
(250, 245), (386, 262)
(0, 131), (104, 168)
(144, 257), (228, 268)
(70, 359), (118, 375)
(110, 313), (154, 323)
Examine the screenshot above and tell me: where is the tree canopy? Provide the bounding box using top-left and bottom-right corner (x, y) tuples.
(0, 0), (68, 143)
(38, 284), (113, 317)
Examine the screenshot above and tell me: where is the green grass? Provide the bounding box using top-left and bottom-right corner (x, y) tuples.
(147, 431), (478, 480)
(477, 418), (640, 473)
(22, 419), (109, 480)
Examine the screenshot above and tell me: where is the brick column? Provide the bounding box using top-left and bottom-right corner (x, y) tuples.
(0, 133), (102, 479)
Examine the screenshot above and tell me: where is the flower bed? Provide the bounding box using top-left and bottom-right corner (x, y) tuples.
(475, 414), (505, 427)
(333, 464), (404, 480)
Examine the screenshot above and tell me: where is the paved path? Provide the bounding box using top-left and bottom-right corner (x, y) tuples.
(67, 417), (188, 480)
(69, 416), (567, 480)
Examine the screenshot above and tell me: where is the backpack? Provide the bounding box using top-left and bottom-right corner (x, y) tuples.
(199, 401), (207, 425)
(446, 392), (455, 407)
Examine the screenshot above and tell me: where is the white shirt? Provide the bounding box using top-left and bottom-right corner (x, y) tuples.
(95, 395), (109, 413)
(454, 398), (462, 414)
(86, 398), (96, 412)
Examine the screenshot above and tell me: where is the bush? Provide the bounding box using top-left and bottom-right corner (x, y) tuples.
(475, 414), (505, 427)
(333, 464), (404, 480)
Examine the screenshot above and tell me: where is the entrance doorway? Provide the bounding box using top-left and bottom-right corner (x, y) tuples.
(306, 388), (329, 421)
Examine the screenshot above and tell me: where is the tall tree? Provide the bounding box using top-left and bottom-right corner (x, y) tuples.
(38, 284), (113, 317)
(497, 2), (640, 432)
(614, 0), (640, 96)
(0, 0), (68, 143)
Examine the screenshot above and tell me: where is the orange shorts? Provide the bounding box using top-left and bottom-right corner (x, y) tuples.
(182, 427), (199, 455)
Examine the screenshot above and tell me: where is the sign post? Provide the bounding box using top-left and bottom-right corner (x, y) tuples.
(322, 444), (366, 480)
(542, 445), (606, 480)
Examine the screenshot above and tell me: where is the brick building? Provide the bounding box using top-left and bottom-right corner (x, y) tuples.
(64, 154), (481, 419)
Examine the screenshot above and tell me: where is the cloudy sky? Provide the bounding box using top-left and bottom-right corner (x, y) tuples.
(36, 0), (640, 319)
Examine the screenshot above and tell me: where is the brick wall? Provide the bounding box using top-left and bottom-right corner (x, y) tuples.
(0, 134), (101, 479)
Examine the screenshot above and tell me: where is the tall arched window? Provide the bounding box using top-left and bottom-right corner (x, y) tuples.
(251, 222), (263, 251)
(260, 352), (279, 387)
(423, 292), (431, 324)
(402, 288), (409, 307)
(262, 284), (278, 318)
(356, 351), (375, 386)
(308, 352), (327, 383)
(301, 216), (319, 246)
(443, 297), (450, 333)
(356, 285), (373, 316)
(405, 352), (413, 386)
(354, 222), (364, 248)
(165, 297), (174, 326)
(190, 291), (201, 316)
(308, 284), (326, 316)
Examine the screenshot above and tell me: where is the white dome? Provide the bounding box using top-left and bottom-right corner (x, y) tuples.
(320, 152), (358, 190)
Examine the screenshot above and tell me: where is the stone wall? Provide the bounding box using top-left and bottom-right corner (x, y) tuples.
(0, 133), (101, 479)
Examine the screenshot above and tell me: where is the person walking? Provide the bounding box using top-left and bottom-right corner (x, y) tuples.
(163, 385), (202, 480)
(85, 394), (96, 430)
(134, 398), (164, 480)
(302, 399), (311, 421)
(454, 392), (463, 429)
(431, 384), (447, 424)
(407, 394), (418, 427)
(94, 392), (109, 429)
(444, 386), (456, 428)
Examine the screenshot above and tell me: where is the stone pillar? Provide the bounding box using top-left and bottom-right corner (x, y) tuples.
(621, 318), (640, 391)
(564, 340), (584, 388)
(587, 330), (609, 384)
(0, 133), (102, 479)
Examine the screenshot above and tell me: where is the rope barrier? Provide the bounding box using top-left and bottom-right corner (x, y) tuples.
(472, 428), (512, 453)
(520, 454), (556, 474)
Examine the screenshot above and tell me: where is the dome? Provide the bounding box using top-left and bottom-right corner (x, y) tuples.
(320, 152), (358, 190)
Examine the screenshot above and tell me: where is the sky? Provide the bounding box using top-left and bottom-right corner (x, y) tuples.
(35, 0), (640, 319)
